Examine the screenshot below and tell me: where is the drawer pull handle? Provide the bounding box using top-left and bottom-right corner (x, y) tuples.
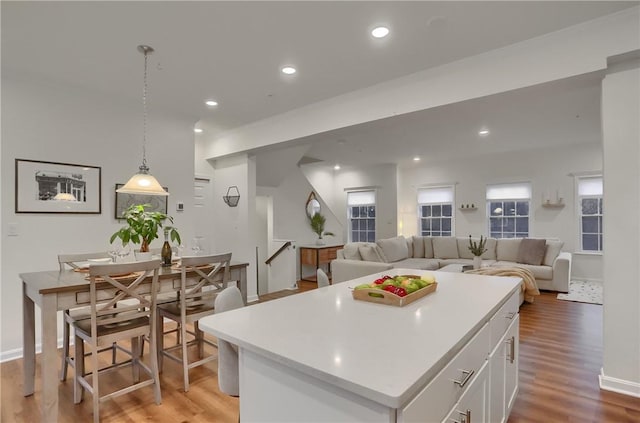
(452, 409), (472, 423)
(506, 311), (516, 320)
(453, 369), (474, 388)
(506, 336), (515, 363)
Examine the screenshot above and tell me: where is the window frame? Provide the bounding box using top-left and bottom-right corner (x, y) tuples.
(417, 185), (455, 237)
(486, 182), (532, 239)
(576, 175), (603, 253)
(347, 190), (376, 243)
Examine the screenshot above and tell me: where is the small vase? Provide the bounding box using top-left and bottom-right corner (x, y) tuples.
(473, 255), (482, 270)
(316, 237), (326, 246)
(135, 250), (152, 261)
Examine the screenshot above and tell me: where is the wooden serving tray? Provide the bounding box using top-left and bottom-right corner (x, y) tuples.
(352, 282), (438, 307)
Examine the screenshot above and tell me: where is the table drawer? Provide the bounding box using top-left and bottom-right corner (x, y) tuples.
(490, 290), (519, 348)
(400, 322), (490, 423)
(300, 248), (318, 266)
(318, 248), (338, 263)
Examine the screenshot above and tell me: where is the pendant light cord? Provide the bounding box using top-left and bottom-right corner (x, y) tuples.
(141, 47), (149, 171)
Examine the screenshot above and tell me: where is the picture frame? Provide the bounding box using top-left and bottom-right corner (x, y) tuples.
(114, 183), (168, 219)
(15, 158), (102, 214)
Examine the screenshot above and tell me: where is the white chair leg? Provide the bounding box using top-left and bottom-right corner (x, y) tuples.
(73, 335), (84, 404)
(149, 320), (162, 405)
(181, 320), (190, 392)
(157, 313), (165, 373)
(91, 343), (100, 423)
(60, 316), (70, 381)
(131, 337), (140, 383)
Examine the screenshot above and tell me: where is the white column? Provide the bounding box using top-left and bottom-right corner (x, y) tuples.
(601, 56), (640, 397)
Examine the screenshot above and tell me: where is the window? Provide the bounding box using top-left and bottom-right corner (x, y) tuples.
(487, 182), (531, 238)
(347, 190), (376, 242)
(418, 186), (454, 236)
(577, 176), (603, 252)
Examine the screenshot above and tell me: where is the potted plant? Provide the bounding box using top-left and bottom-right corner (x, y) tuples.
(468, 235), (487, 269)
(309, 213), (334, 245)
(110, 204), (181, 259)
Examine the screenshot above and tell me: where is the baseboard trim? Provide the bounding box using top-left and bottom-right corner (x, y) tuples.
(572, 277), (603, 283)
(247, 294), (260, 303)
(1, 338), (65, 363)
(599, 368), (640, 397)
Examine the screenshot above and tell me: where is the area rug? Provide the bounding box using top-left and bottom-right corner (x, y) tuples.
(557, 280), (603, 305)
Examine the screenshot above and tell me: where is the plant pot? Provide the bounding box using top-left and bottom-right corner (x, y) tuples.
(316, 238), (326, 246)
(473, 255), (482, 270)
(135, 251), (152, 261)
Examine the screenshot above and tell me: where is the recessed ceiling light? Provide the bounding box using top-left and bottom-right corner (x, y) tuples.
(194, 128), (203, 133)
(479, 129), (490, 136)
(205, 100), (218, 107)
(413, 156), (421, 162)
(334, 164), (341, 170)
(371, 26), (390, 38)
(281, 66), (296, 75)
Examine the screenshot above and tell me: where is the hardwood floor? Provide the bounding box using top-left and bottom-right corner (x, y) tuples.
(2, 285), (638, 422)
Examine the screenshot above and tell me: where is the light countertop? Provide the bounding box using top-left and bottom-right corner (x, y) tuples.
(199, 268), (520, 408)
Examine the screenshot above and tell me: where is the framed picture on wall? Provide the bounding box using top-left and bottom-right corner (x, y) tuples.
(15, 158), (102, 214)
(114, 183), (168, 219)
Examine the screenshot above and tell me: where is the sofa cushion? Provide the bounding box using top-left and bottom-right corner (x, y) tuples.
(457, 237), (496, 260)
(377, 236), (409, 263)
(517, 238), (547, 265)
(543, 240), (564, 266)
(391, 258), (440, 270)
(457, 238), (475, 259)
(433, 237), (459, 259)
(343, 243), (363, 261)
(493, 262), (553, 280)
(424, 237), (434, 259)
(496, 238), (522, 262)
(412, 236), (425, 258)
(406, 238), (414, 258)
(358, 244), (385, 262)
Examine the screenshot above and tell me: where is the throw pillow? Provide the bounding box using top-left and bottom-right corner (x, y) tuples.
(517, 238), (547, 265)
(413, 236), (425, 258)
(496, 238), (522, 262)
(358, 244), (385, 263)
(543, 240), (564, 266)
(376, 236), (409, 263)
(432, 237), (459, 259)
(343, 243), (363, 261)
(424, 237), (434, 258)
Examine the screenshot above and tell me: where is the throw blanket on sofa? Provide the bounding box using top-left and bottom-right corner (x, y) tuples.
(465, 266), (540, 303)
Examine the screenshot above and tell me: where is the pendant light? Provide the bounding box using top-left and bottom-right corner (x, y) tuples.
(117, 45), (168, 196)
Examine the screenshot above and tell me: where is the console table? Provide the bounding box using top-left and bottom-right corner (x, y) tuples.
(299, 244), (343, 283)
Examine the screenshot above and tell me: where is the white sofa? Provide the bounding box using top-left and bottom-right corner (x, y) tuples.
(332, 235), (571, 292)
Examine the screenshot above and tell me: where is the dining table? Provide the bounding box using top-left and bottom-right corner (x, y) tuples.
(20, 261), (249, 422)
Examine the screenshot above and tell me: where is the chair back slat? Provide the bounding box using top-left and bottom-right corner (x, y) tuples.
(88, 259), (161, 335)
(179, 253), (232, 311)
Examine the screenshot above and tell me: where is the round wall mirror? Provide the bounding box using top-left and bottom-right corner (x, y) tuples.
(306, 192), (321, 218)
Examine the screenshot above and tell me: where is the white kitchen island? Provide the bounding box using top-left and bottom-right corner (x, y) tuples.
(199, 268), (521, 423)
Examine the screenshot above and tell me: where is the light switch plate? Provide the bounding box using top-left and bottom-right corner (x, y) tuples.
(8, 223), (18, 236)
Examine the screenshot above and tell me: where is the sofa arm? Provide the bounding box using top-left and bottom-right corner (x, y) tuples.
(551, 252), (572, 293)
(331, 259), (393, 284)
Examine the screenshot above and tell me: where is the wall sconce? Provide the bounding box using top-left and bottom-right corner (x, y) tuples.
(223, 186), (240, 207)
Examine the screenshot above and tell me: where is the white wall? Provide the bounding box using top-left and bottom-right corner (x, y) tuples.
(1, 75), (196, 359)
(398, 143), (603, 281)
(211, 155), (258, 302)
(601, 59), (640, 395)
(303, 163), (398, 242)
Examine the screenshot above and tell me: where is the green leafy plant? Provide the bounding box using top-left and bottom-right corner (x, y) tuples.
(309, 213), (334, 240)
(110, 204), (181, 252)
(468, 235), (487, 257)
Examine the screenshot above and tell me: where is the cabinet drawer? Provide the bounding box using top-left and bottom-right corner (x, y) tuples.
(300, 249), (317, 266)
(490, 290), (519, 348)
(400, 323), (490, 423)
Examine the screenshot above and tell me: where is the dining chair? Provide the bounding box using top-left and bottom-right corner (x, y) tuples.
(73, 259), (162, 423)
(58, 252), (115, 382)
(157, 252), (232, 392)
(213, 286), (244, 397)
(316, 268), (330, 288)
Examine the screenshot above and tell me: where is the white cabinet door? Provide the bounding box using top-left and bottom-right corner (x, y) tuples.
(505, 315), (520, 415)
(442, 362), (489, 423)
(489, 337), (507, 423)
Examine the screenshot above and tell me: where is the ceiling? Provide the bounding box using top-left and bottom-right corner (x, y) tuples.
(2, 1), (636, 168)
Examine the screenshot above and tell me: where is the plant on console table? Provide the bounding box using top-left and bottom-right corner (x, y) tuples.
(468, 235), (487, 269)
(309, 213), (334, 245)
(110, 204), (181, 259)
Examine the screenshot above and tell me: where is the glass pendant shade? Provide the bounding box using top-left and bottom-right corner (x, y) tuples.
(117, 165), (168, 196)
